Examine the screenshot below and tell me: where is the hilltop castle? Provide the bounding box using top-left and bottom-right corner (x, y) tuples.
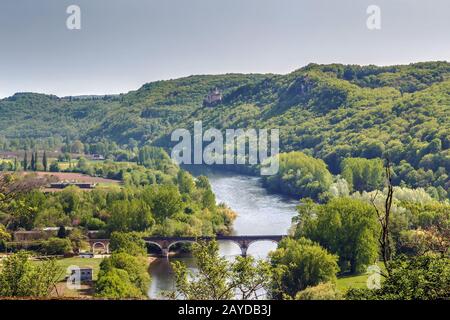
(203, 88), (222, 107)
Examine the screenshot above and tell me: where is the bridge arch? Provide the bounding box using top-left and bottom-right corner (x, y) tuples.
(144, 241), (163, 251)
(244, 239), (280, 256)
(216, 239), (244, 256)
(92, 241), (109, 254)
(167, 240), (196, 251)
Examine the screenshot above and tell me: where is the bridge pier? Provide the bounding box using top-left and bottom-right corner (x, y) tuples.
(161, 248), (170, 259)
(240, 246), (248, 257)
(239, 240), (251, 257)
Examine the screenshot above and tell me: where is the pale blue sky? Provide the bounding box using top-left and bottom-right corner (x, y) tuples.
(0, 0), (449, 98)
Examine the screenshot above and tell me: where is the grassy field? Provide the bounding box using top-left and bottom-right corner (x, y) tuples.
(336, 262), (386, 292)
(53, 257), (103, 281)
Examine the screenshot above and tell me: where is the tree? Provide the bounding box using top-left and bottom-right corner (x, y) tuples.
(168, 240), (272, 300)
(148, 185), (183, 224)
(294, 198), (379, 274)
(95, 268), (143, 299)
(34, 150), (38, 171)
(270, 237), (339, 299)
(43, 151), (48, 172)
(30, 151), (35, 171)
(109, 232), (147, 256)
(0, 223), (11, 242)
(262, 151), (333, 200)
(341, 157), (384, 192)
(57, 226), (67, 238)
(0, 173), (48, 228)
(346, 254), (450, 300)
(0, 223), (11, 251)
(41, 237), (73, 255)
(0, 251), (63, 297)
(107, 199), (154, 233)
(370, 159), (395, 275)
(177, 170), (195, 194)
(99, 252), (150, 296)
(71, 140), (84, 154)
(68, 228), (88, 254)
(49, 161), (60, 172)
(23, 150), (28, 171)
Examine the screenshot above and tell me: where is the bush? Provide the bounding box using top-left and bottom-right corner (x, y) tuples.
(295, 282), (342, 300)
(346, 254), (450, 300)
(270, 237), (339, 299)
(109, 232), (147, 256)
(41, 237), (73, 255)
(95, 268), (143, 299)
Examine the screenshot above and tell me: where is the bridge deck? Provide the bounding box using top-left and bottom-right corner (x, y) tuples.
(142, 235), (285, 242)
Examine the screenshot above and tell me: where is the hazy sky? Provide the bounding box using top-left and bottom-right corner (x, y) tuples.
(0, 0), (449, 98)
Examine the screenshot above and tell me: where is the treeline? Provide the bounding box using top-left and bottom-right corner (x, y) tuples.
(2, 172), (235, 238)
(1, 62), (449, 200)
(259, 151), (448, 202)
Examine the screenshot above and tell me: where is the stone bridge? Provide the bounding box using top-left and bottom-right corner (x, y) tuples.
(89, 235), (286, 258)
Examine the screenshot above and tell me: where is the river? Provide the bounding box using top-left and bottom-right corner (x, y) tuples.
(147, 169), (298, 298)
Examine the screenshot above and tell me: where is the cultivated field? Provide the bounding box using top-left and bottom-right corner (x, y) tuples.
(34, 171), (120, 184)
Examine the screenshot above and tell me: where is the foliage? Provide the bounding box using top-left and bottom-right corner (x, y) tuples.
(346, 254), (450, 300)
(294, 198), (379, 273)
(262, 151), (333, 200)
(0, 251), (63, 297)
(269, 237), (339, 299)
(40, 237), (73, 255)
(96, 232), (150, 299)
(168, 240), (272, 300)
(109, 232), (147, 256)
(95, 268), (144, 299)
(341, 157), (384, 192)
(1, 62), (448, 199)
(0, 164), (235, 237)
(294, 282), (342, 300)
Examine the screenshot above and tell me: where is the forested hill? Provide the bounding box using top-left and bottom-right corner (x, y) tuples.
(1, 61), (449, 196)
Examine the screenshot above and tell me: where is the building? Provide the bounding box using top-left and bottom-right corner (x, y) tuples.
(49, 182), (95, 189)
(13, 230), (46, 241)
(203, 88), (223, 107)
(91, 154), (105, 161)
(69, 267), (93, 282)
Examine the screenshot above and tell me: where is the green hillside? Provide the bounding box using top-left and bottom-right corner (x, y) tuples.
(0, 62), (449, 198)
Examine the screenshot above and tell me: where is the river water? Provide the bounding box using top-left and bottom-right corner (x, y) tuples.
(147, 169), (298, 298)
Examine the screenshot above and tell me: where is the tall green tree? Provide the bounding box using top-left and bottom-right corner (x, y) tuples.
(42, 150), (48, 171)
(23, 150), (28, 171)
(270, 237), (339, 299)
(294, 198), (379, 274)
(30, 151), (35, 171)
(341, 157), (384, 192)
(34, 150), (38, 171)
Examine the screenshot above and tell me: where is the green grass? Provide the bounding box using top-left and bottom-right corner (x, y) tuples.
(28, 256), (104, 281)
(336, 273), (370, 291)
(54, 257), (103, 280)
(336, 262), (386, 292)
(1, 256), (103, 281)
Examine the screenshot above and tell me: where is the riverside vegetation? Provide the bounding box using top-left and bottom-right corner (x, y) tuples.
(0, 62), (449, 299)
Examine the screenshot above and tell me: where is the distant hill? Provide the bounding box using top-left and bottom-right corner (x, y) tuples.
(1, 62), (449, 197)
